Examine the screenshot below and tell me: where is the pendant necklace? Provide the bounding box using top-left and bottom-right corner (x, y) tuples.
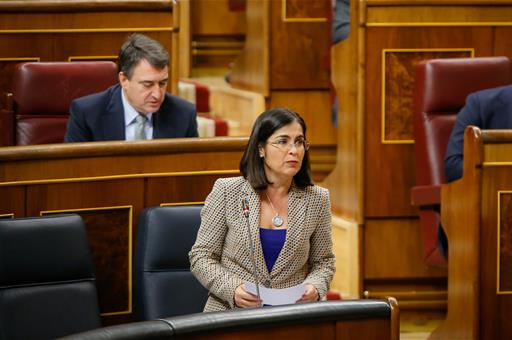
(265, 192), (284, 228)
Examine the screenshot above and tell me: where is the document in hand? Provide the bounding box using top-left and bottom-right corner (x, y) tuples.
(245, 282), (306, 306)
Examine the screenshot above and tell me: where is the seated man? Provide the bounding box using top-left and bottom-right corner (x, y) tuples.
(445, 85), (512, 182)
(65, 33), (198, 142)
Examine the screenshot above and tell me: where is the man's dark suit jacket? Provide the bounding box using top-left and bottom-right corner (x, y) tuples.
(64, 84), (198, 142)
(445, 85), (512, 182)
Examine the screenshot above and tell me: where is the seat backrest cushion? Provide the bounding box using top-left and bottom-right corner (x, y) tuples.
(413, 56), (511, 186)
(0, 214), (101, 340)
(12, 61), (118, 145)
(134, 206), (208, 321)
(15, 115), (70, 145)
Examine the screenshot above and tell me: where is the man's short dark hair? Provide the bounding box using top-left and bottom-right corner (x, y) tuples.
(240, 107), (313, 190)
(118, 33), (169, 79)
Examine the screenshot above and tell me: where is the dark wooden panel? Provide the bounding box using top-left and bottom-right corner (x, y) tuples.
(365, 26), (494, 217)
(27, 179), (144, 324)
(480, 169), (512, 340)
(185, 322), (335, 340)
(270, 0), (331, 90)
(43, 207), (131, 316)
(285, 0), (327, 19)
(336, 319), (391, 340)
(146, 174), (237, 206)
(498, 192), (512, 292)
(0, 186), (25, 217)
(383, 50), (471, 142)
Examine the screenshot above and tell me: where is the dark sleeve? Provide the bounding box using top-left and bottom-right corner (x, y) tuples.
(444, 93), (482, 182)
(186, 106), (199, 138)
(65, 100), (92, 142)
(187, 110), (199, 137)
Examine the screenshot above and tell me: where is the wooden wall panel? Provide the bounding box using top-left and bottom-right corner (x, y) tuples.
(189, 0), (245, 70)
(494, 27), (512, 80)
(191, 0), (245, 36)
(336, 319), (391, 340)
(382, 50), (472, 142)
(230, 0), (269, 96)
(480, 171), (512, 339)
(364, 219), (446, 280)
(269, 0), (331, 90)
(269, 90), (336, 146)
(0, 186), (25, 217)
(146, 174), (237, 206)
(0, 2), (178, 96)
(364, 26), (493, 217)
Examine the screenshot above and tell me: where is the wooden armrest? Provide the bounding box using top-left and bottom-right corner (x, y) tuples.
(411, 185), (441, 206)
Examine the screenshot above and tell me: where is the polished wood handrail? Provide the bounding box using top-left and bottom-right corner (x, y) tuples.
(0, 0), (173, 13)
(481, 129), (512, 143)
(0, 137), (248, 161)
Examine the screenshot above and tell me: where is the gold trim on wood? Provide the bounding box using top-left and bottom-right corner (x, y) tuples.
(0, 169), (241, 187)
(41, 205), (134, 315)
(367, 22), (512, 28)
(381, 48), (475, 144)
(364, 290), (447, 310)
(0, 27), (176, 34)
(497, 191), (512, 294)
(364, 290), (447, 300)
(160, 201), (204, 207)
(68, 55), (118, 62)
(484, 162), (512, 167)
(0, 57), (40, 62)
(281, 0), (328, 23)
(0, 213), (14, 218)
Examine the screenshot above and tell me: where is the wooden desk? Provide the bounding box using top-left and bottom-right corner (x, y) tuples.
(0, 137), (246, 325)
(434, 127), (512, 339)
(0, 0), (180, 99)
(324, 0), (512, 311)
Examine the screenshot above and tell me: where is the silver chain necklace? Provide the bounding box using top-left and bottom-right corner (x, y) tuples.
(265, 192), (284, 228)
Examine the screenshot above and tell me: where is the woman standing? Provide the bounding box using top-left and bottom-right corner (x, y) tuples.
(189, 107), (335, 312)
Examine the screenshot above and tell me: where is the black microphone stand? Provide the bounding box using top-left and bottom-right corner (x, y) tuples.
(242, 198), (262, 306)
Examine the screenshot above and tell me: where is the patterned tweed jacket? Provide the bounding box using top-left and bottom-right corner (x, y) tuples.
(189, 176), (335, 312)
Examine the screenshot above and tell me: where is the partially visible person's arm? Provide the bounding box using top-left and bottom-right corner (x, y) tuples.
(187, 109), (199, 137)
(64, 100), (92, 142)
(444, 93), (482, 182)
(303, 188), (336, 301)
(189, 179), (245, 308)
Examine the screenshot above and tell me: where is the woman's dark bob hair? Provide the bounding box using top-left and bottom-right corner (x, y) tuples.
(240, 107), (313, 190)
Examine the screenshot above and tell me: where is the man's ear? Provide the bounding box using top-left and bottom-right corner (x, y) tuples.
(119, 72), (128, 88)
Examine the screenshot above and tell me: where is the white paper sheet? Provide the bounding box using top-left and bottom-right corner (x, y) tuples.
(245, 282), (306, 306)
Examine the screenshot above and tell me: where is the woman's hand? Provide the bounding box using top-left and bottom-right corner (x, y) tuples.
(297, 283), (318, 303)
(234, 284), (261, 308)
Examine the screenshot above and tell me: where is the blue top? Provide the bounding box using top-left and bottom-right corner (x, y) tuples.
(259, 228), (287, 273)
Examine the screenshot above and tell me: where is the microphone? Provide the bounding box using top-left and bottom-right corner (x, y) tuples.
(242, 198), (261, 306)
